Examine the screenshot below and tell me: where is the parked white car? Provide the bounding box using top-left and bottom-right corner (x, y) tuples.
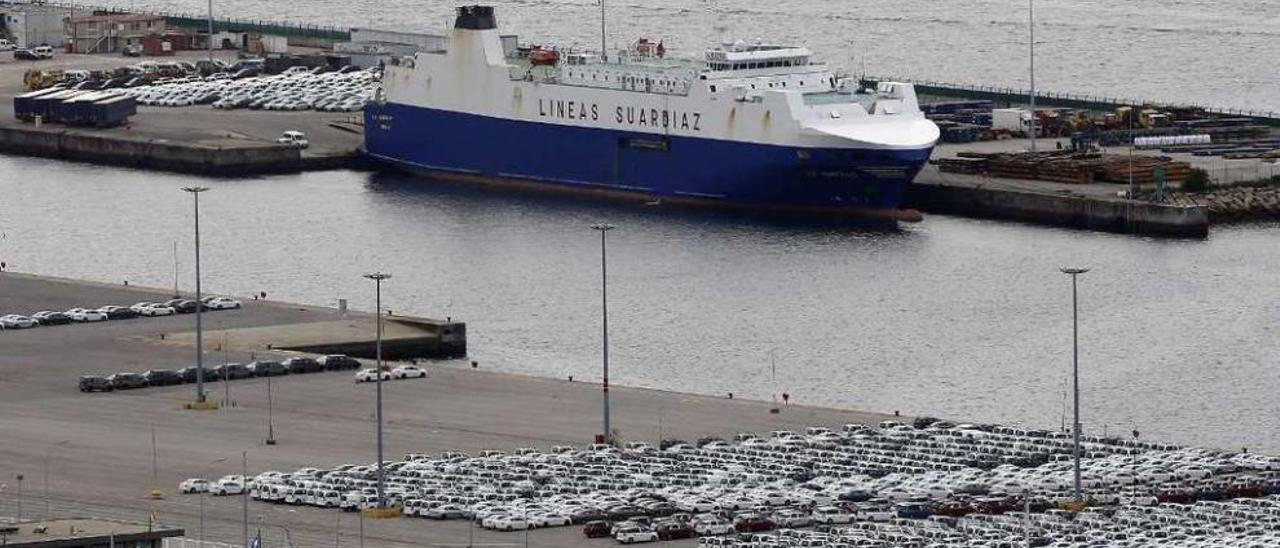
(811, 505), (854, 524)
(139, 304), (176, 317)
(179, 478), (211, 493)
(391, 365), (426, 379)
(0, 314), (38, 329)
(204, 296), (242, 310)
(615, 526), (658, 544)
(66, 308), (108, 322)
(210, 478), (245, 496)
(276, 130), (309, 148)
(355, 368), (392, 383)
(692, 518), (734, 536)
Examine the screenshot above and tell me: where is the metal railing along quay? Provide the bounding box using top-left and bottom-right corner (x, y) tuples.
(860, 75), (1280, 127)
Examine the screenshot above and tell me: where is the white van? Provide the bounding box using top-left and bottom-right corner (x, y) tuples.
(33, 45), (54, 59)
(0, 39), (14, 51)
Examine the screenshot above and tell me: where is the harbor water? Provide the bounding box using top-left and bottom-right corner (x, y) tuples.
(1, 154), (1277, 452)
(89, 0), (1280, 112)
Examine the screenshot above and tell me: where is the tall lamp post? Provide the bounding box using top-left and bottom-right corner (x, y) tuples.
(43, 440), (70, 518)
(1061, 266), (1089, 502)
(590, 223), (614, 445)
(182, 186), (210, 404)
(363, 272), (391, 509)
(15, 471), (23, 522)
(199, 457), (227, 545)
(1028, 0), (1037, 154)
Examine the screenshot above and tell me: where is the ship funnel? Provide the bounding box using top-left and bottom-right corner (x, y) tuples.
(455, 5), (497, 30)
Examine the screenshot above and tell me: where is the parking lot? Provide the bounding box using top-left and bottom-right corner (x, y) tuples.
(0, 273), (891, 548)
(0, 51), (362, 158)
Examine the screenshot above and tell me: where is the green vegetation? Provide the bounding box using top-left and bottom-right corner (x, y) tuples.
(1181, 168), (1211, 193)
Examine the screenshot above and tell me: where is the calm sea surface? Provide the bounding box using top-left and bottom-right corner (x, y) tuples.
(1, 154), (1278, 452)
(93, 0), (1280, 112)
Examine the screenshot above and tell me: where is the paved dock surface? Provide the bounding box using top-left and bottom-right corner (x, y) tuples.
(0, 273), (893, 548)
(0, 51), (362, 167)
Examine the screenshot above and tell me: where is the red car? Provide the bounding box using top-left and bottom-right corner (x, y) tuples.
(733, 515), (776, 532)
(656, 522), (695, 540)
(583, 520), (611, 538)
(936, 501), (975, 517)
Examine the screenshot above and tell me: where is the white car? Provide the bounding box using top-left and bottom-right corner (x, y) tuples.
(811, 505), (854, 524)
(491, 515), (529, 531)
(0, 314), (38, 329)
(392, 365), (427, 379)
(128, 302), (155, 313)
(204, 296), (242, 310)
(210, 478), (245, 496)
(179, 478), (210, 493)
(66, 308), (108, 322)
(355, 368), (392, 383)
(528, 513), (570, 527)
(614, 526), (658, 544)
(276, 130), (310, 148)
(693, 519), (734, 536)
(139, 304), (176, 317)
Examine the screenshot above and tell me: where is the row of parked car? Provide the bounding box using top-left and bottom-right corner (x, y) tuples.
(78, 354), (362, 392)
(1, 295), (241, 331)
(114, 64), (377, 112)
(176, 420), (1280, 547)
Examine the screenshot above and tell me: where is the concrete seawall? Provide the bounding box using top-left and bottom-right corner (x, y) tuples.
(0, 125), (333, 175)
(908, 170), (1210, 238)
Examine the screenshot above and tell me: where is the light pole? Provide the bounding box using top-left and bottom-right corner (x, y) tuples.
(1028, 0), (1036, 154)
(1061, 266), (1089, 502)
(43, 440), (69, 518)
(207, 0), (214, 66)
(199, 457), (227, 545)
(15, 473), (23, 522)
(266, 375), (276, 445)
(363, 272), (391, 509)
(183, 186), (210, 404)
(590, 223), (614, 445)
(242, 450), (249, 548)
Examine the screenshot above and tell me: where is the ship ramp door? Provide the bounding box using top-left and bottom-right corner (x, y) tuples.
(614, 136), (670, 193)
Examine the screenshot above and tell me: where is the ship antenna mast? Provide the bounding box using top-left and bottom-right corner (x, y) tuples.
(600, 0), (607, 61)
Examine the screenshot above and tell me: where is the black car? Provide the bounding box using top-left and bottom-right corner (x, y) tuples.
(319, 354), (361, 371)
(108, 372), (148, 390)
(143, 369), (183, 386)
(13, 48), (40, 61)
(179, 366), (210, 383)
(79, 375), (113, 392)
(248, 361), (288, 377)
(100, 77), (131, 89)
(32, 311), (72, 325)
(168, 300), (205, 314)
(282, 356), (323, 374)
(216, 363), (253, 380)
(99, 306), (139, 320)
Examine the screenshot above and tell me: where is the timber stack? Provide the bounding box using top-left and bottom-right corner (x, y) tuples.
(935, 151), (1191, 185)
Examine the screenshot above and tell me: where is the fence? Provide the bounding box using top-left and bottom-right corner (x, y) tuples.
(163, 538), (244, 548)
(861, 75), (1280, 127)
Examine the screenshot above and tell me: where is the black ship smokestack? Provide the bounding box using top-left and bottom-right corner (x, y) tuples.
(454, 6), (497, 30)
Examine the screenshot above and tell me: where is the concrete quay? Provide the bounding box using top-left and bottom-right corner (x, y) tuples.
(0, 272), (895, 548)
(0, 51), (362, 175)
(908, 139), (1212, 238)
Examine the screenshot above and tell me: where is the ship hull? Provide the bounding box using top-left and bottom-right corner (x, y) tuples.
(363, 102), (932, 213)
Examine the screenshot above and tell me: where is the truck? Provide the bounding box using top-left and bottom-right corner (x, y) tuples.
(992, 108), (1038, 136)
(88, 96), (138, 127)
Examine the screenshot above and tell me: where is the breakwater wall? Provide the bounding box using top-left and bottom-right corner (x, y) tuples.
(907, 174), (1210, 238)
